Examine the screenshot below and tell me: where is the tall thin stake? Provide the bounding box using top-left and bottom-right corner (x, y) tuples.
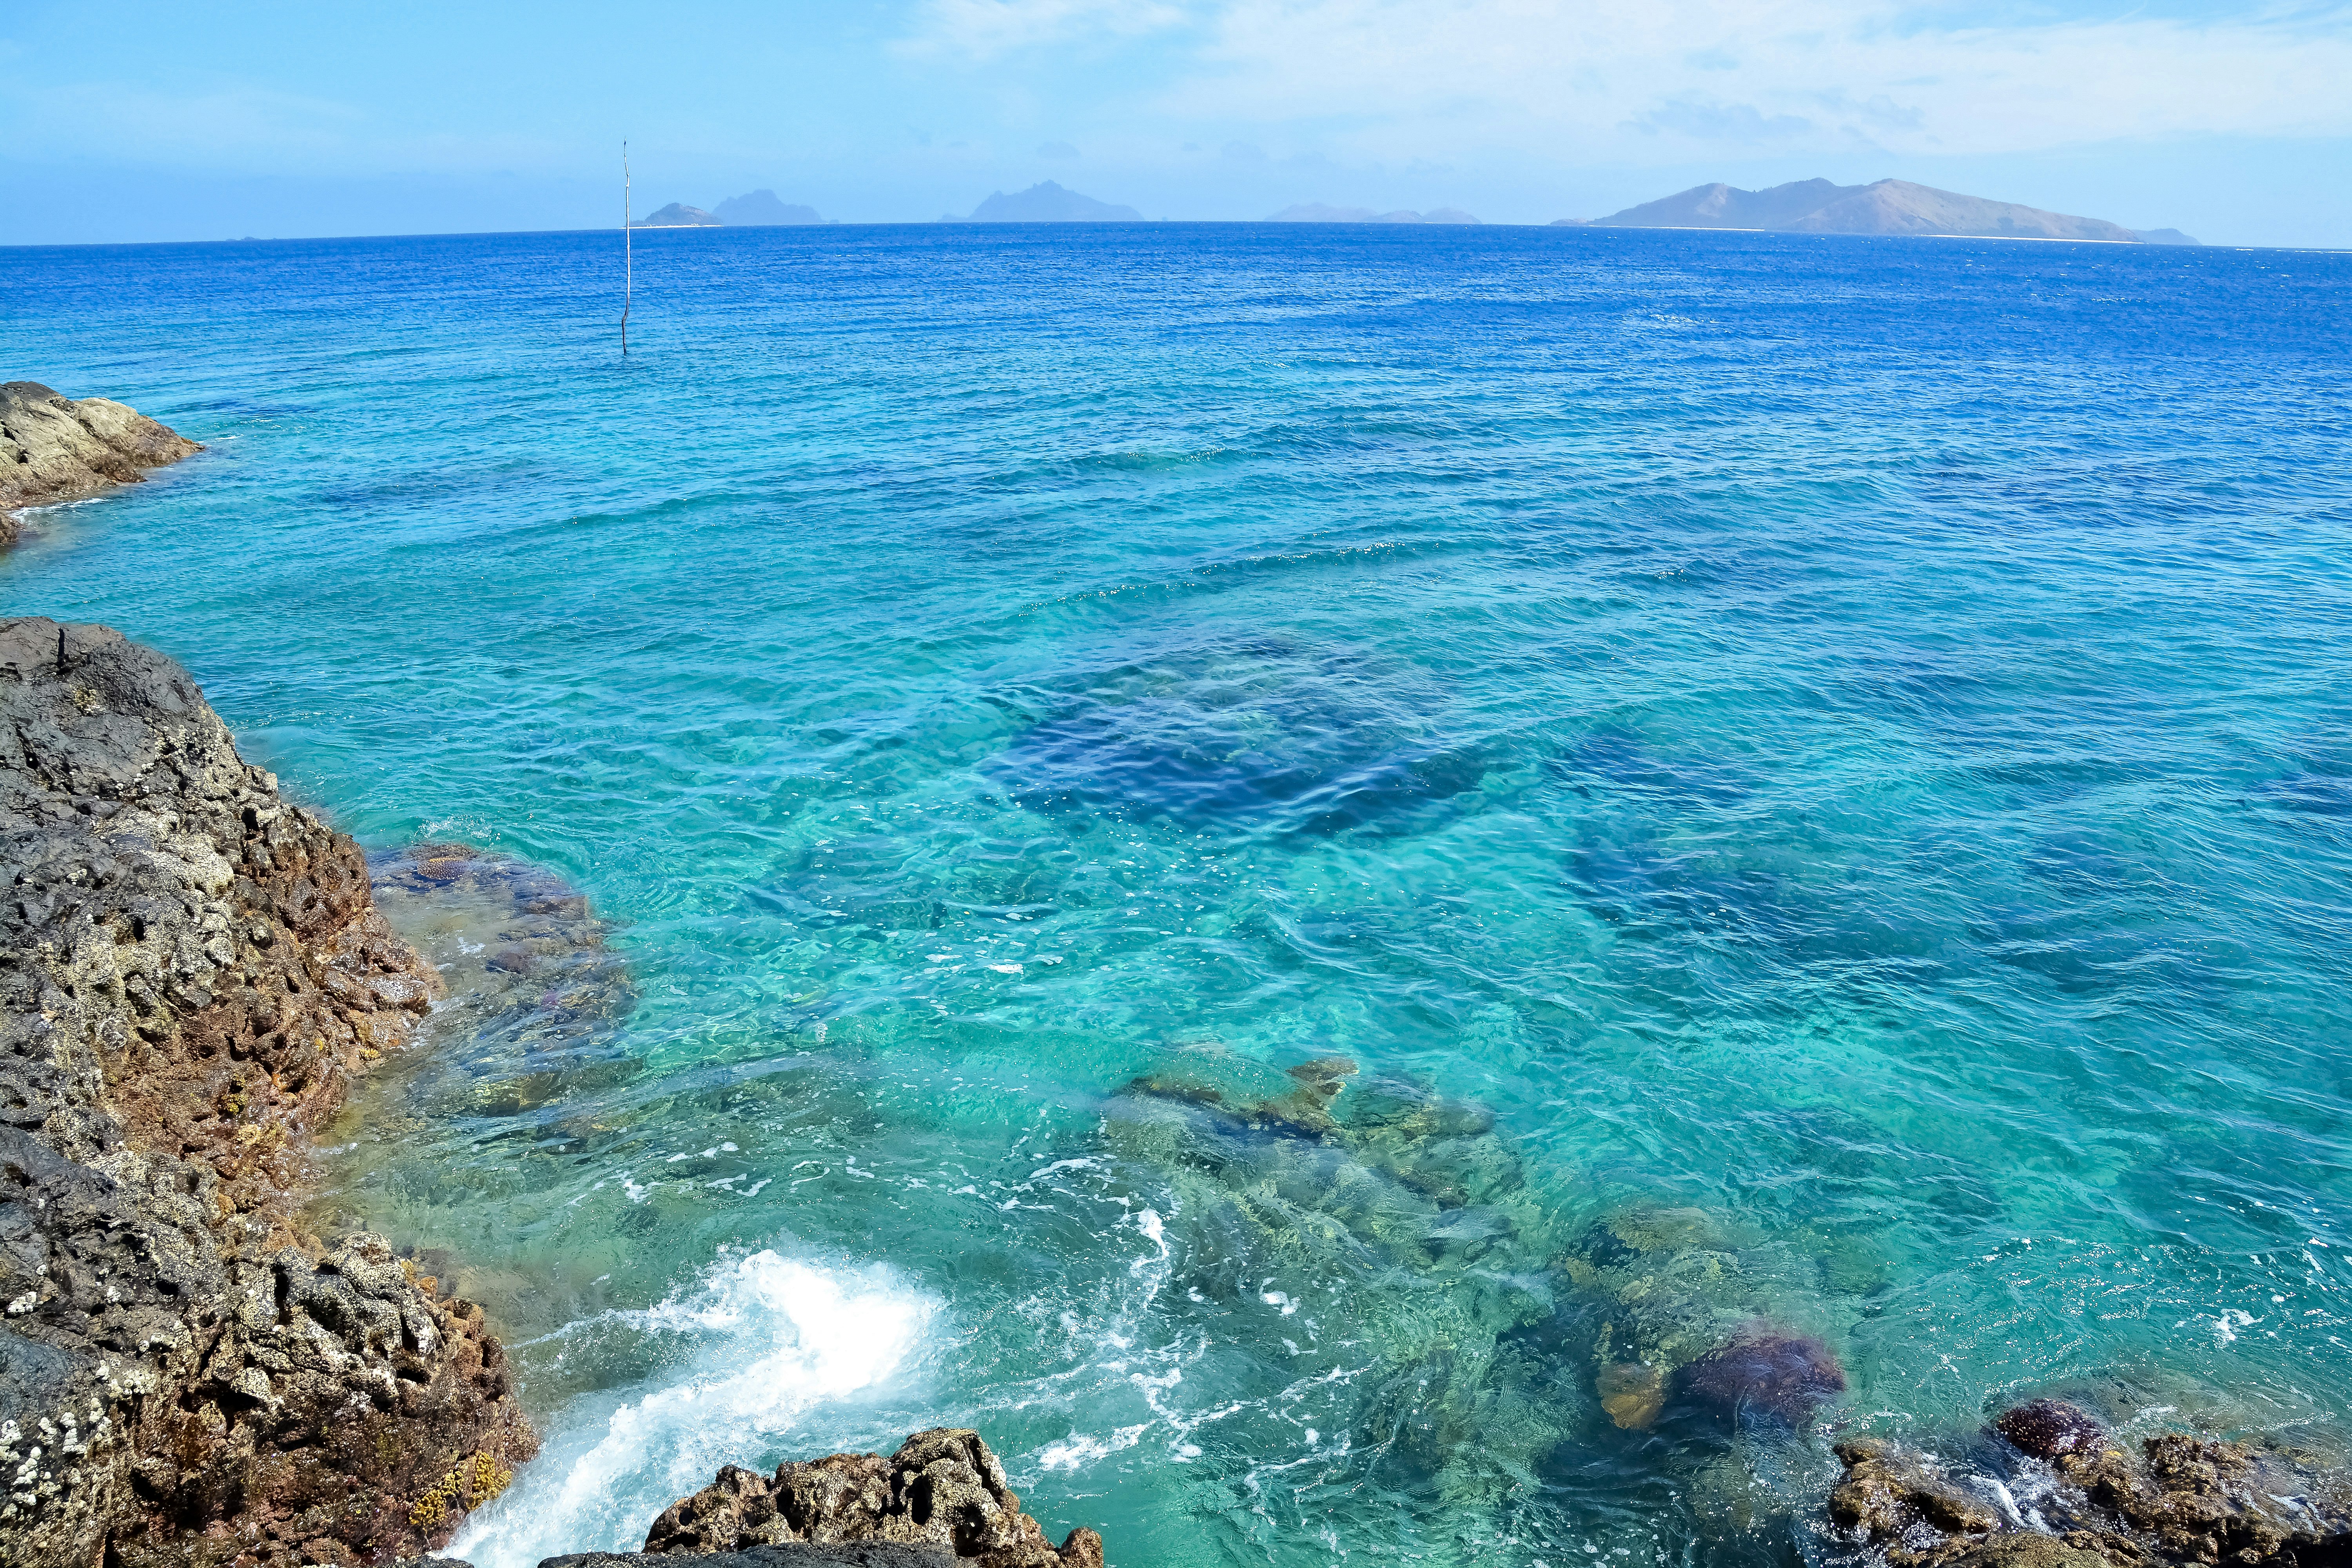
(622, 141), (632, 355)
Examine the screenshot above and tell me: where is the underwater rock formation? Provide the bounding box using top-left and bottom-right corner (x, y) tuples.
(0, 619), (535, 1567)
(1556, 1207), (1852, 1433)
(1672, 1325), (1846, 1427)
(362, 843), (636, 1122)
(640, 1428), (1103, 1567)
(1, 381), (201, 535)
(1829, 1399), (2352, 1568)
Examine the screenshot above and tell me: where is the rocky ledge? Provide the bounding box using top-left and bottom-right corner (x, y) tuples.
(412, 1428), (1103, 1568)
(0, 619), (535, 1567)
(1831, 1397), (2350, 1568)
(1, 381), (202, 539)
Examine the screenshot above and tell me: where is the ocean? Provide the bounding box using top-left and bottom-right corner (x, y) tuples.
(3, 222), (2349, 1568)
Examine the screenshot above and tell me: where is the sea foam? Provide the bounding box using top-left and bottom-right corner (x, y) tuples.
(452, 1250), (938, 1568)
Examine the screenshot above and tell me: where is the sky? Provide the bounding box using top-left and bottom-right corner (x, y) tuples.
(3, 0), (2349, 247)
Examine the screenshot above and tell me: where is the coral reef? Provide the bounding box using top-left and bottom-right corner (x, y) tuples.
(0, 619), (535, 1566)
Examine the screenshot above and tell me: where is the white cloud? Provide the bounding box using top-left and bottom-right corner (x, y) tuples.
(901, 0), (2352, 160)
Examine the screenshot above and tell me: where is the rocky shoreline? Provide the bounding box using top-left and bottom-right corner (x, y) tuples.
(4, 615), (2343, 1568)
(1829, 1397), (2351, 1568)
(0, 383), (201, 538)
(0, 619), (532, 1566)
(0, 621), (1112, 1568)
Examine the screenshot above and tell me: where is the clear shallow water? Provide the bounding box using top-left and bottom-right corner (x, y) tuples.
(4, 223), (2352, 1568)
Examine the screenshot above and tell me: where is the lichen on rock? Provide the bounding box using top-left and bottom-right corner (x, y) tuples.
(0, 618), (536, 1566)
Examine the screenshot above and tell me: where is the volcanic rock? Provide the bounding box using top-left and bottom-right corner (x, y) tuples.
(0, 618), (535, 1567)
(0, 381), (201, 534)
(643, 1428), (1102, 1568)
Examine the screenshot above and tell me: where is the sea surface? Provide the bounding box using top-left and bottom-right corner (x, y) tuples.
(4, 223), (2350, 1568)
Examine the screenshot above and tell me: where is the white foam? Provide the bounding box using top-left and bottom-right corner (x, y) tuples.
(452, 1250), (938, 1568)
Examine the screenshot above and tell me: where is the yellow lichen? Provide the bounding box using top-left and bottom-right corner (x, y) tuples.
(408, 1471), (458, 1530)
(407, 1450), (514, 1531)
(465, 1449), (515, 1505)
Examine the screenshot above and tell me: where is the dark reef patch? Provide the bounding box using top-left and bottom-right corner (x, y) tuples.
(1671, 1325), (1846, 1427)
(985, 633), (1501, 838)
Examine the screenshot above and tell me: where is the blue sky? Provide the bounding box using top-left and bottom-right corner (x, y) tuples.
(3, 0), (2348, 245)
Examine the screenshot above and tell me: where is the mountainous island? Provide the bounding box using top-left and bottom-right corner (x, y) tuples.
(635, 203), (719, 227)
(1559, 178), (2199, 244)
(633, 190), (828, 227)
(949, 181), (1142, 222)
(714, 189), (824, 225)
(1268, 203), (1482, 224)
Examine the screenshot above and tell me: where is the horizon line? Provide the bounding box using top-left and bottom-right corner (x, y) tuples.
(4, 221), (2333, 253)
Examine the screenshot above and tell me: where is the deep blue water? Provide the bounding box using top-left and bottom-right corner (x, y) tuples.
(4, 223), (2351, 1568)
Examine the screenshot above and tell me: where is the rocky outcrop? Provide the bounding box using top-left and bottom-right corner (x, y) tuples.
(1, 383), (201, 534)
(641, 1429), (1102, 1568)
(0, 619), (535, 1567)
(1830, 1399), (2352, 1568)
(546, 1548), (964, 1568)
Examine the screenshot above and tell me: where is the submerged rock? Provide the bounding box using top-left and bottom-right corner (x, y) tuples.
(642, 1428), (1102, 1567)
(0, 619), (535, 1567)
(1995, 1399), (2110, 1463)
(0, 381), (201, 535)
(1672, 1325), (1846, 1427)
(1552, 1207), (1852, 1437)
(365, 841), (635, 1120)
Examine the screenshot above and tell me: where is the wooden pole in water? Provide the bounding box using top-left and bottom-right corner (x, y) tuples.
(622, 141), (632, 355)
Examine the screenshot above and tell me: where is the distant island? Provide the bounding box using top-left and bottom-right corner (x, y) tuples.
(1268, 203), (1481, 224)
(636, 203), (720, 228)
(714, 189), (825, 225)
(949, 181), (1142, 222)
(634, 190), (829, 228)
(1557, 178), (2199, 245)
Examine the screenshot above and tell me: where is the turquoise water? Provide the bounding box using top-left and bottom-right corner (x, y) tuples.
(4, 225), (2351, 1567)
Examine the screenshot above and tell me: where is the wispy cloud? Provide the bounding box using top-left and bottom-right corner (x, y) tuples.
(897, 0), (2352, 160)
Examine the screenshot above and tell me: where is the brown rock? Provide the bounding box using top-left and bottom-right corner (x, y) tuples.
(644, 1429), (1104, 1567)
(0, 619), (535, 1568)
(1830, 1410), (2352, 1568)
(1831, 1438), (2000, 1548)
(0, 381), (202, 536)
(1597, 1362), (1667, 1430)
(1941, 1534), (2114, 1568)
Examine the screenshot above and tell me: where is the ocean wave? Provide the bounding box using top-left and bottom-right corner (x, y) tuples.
(452, 1249), (940, 1568)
